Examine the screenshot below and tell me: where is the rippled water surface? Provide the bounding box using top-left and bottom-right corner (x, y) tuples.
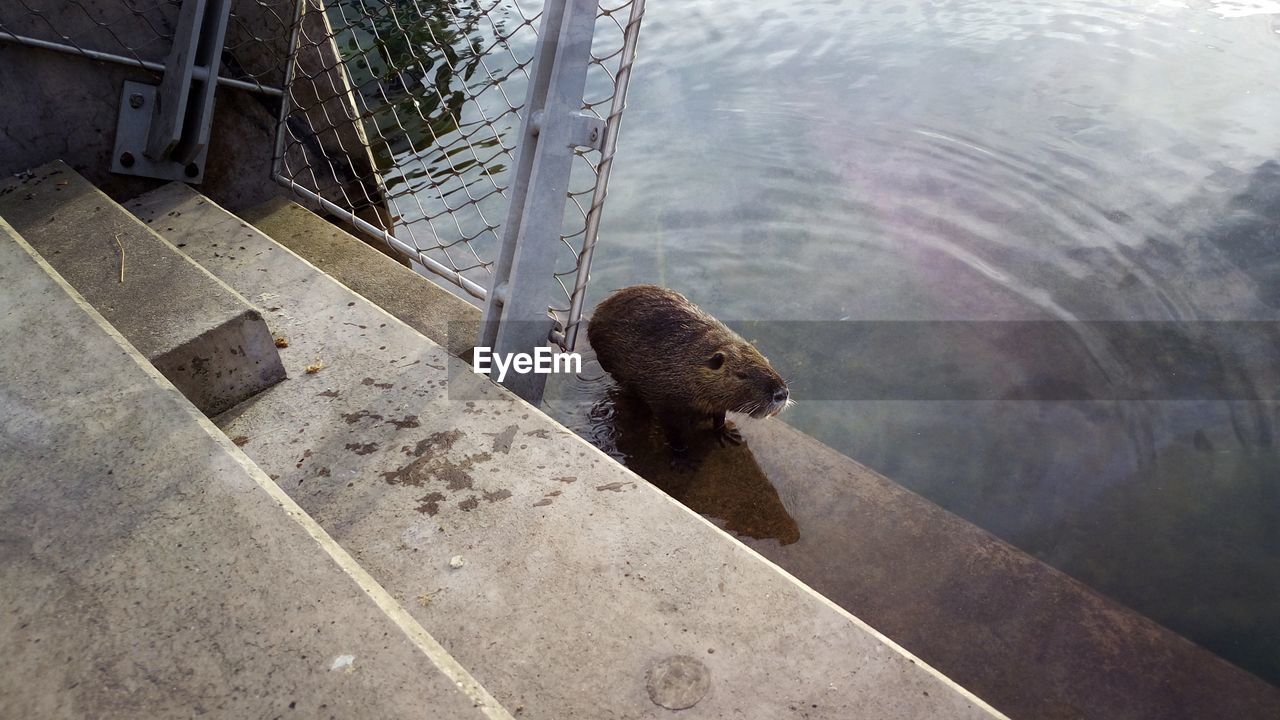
(538, 0), (1280, 686)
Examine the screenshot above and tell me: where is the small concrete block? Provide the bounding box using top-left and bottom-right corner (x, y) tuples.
(0, 161), (285, 415)
(239, 196), (480, 358)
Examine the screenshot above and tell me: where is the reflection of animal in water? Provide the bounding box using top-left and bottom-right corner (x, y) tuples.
(590, 385), (800, 546)
(588, 285), (791, 470)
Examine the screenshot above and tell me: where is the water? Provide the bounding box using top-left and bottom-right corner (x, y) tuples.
(538, 0), (1280, 687)
(348, 0), (1280, 688)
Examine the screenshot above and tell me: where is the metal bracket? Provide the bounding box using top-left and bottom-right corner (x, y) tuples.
(111, 0), (233, 183)
(112, 82), (205, 182)
(567, 113), (607, 151)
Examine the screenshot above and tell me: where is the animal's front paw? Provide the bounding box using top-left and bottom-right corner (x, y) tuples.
(716, 421), (744, 447)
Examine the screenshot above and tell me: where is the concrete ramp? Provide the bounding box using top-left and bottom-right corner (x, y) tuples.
(0, 162), (285, 415)
(0, 217), (510, 719)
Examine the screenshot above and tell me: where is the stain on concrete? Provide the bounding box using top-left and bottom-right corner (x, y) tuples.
(488, 424), (519, 454)
(384, 415), (421, 430)
(231, 435), (250, 446)
(554, 476), (577, 484)
(524, 429), (551, 439)
(295, 449), (313, 468)
(383, 431), (490, 491)
(401, 430), (463, 459)
(345, 442), (379, 456)
(646, 656), (711, 711)
(532, 490), (562, 507)
(439, 461), (479, 491)
(360, 377), (393, 389)
(596, 481), (635, 492)
(190, 355), (211, 376)
(483, 489), (512, 503)
(378, 429), (514, 515)
(415, 492), (446, 516)
(316, 389), (340, 398)
(341, 409), (384, 424)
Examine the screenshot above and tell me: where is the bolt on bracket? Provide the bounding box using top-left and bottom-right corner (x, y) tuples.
(567, 113), (607, 151)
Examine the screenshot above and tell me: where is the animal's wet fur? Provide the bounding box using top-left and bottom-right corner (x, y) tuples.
(588, 285), (789, 469)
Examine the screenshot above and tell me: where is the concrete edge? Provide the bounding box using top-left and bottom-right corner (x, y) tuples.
(238, 195), (480, 358)
(696, 506), (1014, 718)
(3, 216), (515, 720)
(502, 391), (1015, 720)
(105, 184), (281, 330)
(205, 208), (1011, 719)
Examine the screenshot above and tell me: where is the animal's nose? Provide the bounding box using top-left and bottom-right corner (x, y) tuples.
(773, 387), (789, 403)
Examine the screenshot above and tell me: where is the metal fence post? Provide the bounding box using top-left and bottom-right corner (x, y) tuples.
(111, 0), (234, 183)
(478, 0), (605, 405)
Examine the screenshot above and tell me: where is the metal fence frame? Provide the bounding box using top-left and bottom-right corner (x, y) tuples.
(271, 0), (645, 387)
(2, 0), (643, 403)
(478, 0), (622, 402)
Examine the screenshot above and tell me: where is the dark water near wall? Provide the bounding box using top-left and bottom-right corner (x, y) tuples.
(537, 0), (1280, 687)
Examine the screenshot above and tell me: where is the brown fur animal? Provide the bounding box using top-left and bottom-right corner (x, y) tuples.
(587, 285), (790, 469)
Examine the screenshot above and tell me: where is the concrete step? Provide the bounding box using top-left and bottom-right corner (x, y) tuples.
(126, 180), (1007, 720)
(233, 200), (1280, 716)
(0, 217), (510, 719)
(237, 197), (479, 359)
(0, 162), (285, 415)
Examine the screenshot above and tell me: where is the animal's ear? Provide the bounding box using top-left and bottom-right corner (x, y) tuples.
(706, 351), (726, 370)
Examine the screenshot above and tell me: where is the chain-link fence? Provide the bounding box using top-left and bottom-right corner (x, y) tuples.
(2, 0), (642, 357)
(275, 0), (645, 350)
(0, 0), (291, 95)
